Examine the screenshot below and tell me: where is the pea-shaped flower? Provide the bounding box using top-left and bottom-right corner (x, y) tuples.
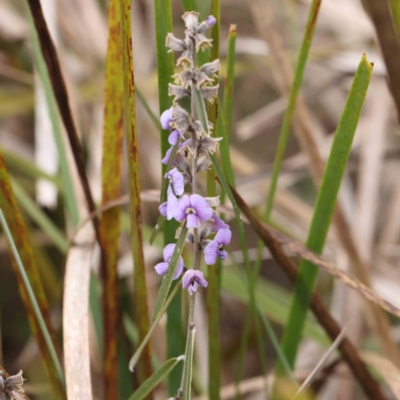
(164, 167), (184, 196)
(173, 194), (213, 228)
(182, 269), (208, 295)
(154, 243), (184, 280)
(204, 228), (231, 265)
(160, 107), (173, 130)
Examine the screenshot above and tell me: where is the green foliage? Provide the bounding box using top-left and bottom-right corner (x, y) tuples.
(276, 54), (373, 375)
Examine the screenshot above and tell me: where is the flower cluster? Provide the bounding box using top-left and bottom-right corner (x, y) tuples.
(154, 12), (231, 296)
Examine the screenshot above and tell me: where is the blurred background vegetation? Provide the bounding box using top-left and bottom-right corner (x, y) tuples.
(1, 0), (400, 399)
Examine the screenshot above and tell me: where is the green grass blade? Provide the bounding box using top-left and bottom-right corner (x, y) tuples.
(12, 180), (68, 253)
(0, 150), (66, 398)
(181, 0), (199, 12)
(2, 148), (60, 188)
(0, 208), (65, 387)
(182, 327), (196, 400)
(257, 308), (296, 385)
(151, 225), (189, 322)
(119, 0), (152, 384)
(129, 283), (181, 371)
(100, 0), (124, 397)
(389, 0), (400, 37)
(128, 357), (184, 400)
(263, 0), (322, 222)
(153, 0), (185, 393)
(276, 54), (373, 375)
(222, 266), (328, 346)
(136, 86), (160, 129)
(23, 0), (79, 227)
(223, 24), (237, 139)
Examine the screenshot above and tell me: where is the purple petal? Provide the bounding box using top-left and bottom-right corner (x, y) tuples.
(168, 130), (180, 145)
(173, 195), (190, 222)
(186, 213), (198, 229)
(211, 214), (230, 231)
(166, 189), (178, 220)
(174, 258), (184, 280)
(182, 269), (195, 289)
(170, 169), (185, 196)
(204, 240), (219, 265)
(159, 202), (167, 217)
(163, 243), (176, 261)
(154, 262), (169, 276)
(190, 194), (213, 222)
(182, 270), (208, 295)
(180, 138), (192, 148)
(206, 15), (216, 27)
(162, 147), (173, 165)
(215, 228), (232, 246)
(160, 107), (173, 130)
(188, 281), (198, 295)
(218, 249), (228, 260)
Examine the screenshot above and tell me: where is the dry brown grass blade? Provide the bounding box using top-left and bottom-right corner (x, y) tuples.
(362, 351), (400, 399)
(99, 0), (124, 397)
(63, 223), (94, 400)
(0, 150), (65, 399)
(361, 0), (400, 123)
(250, 0), (400, 366)
(270, 221), (400, 319)
(230, 184), (387, 400)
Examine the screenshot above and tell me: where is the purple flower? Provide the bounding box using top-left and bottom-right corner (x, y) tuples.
(162, 147), (174, 165)
(168, 130), (184, 145)
(161, 139), (192, 165)
(212, 214), (230, 231)
(159, 186), (178, 220)
(204, 228), (231, 265)
(206, 15), (216, 27)
(164, 167), (184, 196)
(182, 269), (208, 295)
(160, 107), (173, 130)
(173, 194), (213, 228)
(154, 243), (184, 280)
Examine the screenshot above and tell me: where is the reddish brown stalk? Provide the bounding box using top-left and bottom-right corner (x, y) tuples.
(229, 185), (387, 400)
(25, 0), (101, 241)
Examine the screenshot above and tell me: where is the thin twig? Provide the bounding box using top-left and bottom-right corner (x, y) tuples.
(229, 184), (388, 400)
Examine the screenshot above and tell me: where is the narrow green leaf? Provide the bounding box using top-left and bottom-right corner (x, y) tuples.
(264, 0), (322, 221)
(257, 308), (296, 385)
(182, 328), (196, 400)
(100, 0), (124, 397)
(2, 148), (60, 188)
(277, 54), (373, 374)
(223, 24), (237, 139)
(119, 0), (152, 384)
(129, 283), (181, 371)
(12, 180), (68, 254)
(0, 209), (65, 387)
(23, 0), (79, 227)
(128, 357), (184, 400)
(221, 266), (328, 346)
(181, 0), (198, 12)
(153, 0), (185, 393)
(389, 0), (400, 37)
(152, 225), (189, 322)
(136, 86), (160, 129)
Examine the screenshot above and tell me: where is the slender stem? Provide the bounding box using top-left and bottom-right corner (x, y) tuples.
(178, 33), (201, 400)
